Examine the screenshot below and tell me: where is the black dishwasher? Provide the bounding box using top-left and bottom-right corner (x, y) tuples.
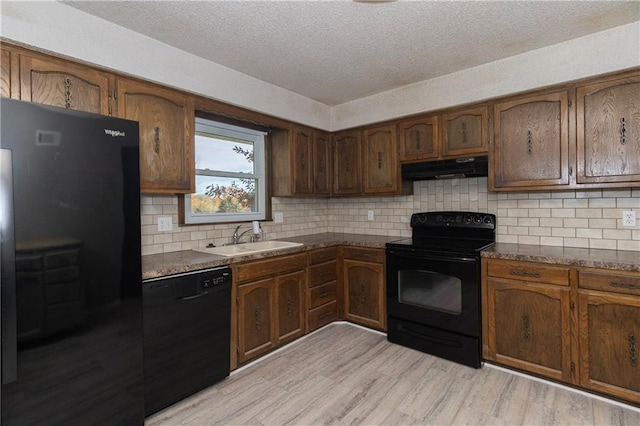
(142, 266), (231, 416)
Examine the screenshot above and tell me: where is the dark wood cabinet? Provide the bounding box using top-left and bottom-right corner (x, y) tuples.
(577, 269), (640, 403)
(292, 126), (313, 195)
(332, 130), (361, 195)
(484, 259), (572, 382)
(313, 130), (332, 195)
(362, 124), (399, 194)
(399, 115), (439, 161)
(576, 72), (640, 185)
(307, 248), (338, 332)
(19, 53), (113, 115)
(116, 78), (195, 194)
(442, 106), (489, 158)
(342, 247), (385, 331)
(491, 91), (570, 190)
(234, 253), (307, 365)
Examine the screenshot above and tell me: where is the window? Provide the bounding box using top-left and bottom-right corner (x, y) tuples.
(183, 118), (267, 224)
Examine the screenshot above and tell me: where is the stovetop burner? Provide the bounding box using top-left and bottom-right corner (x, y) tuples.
(387, 211), (496, 255)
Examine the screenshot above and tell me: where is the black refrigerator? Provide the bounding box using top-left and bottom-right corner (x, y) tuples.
(0, 98), (144, 425)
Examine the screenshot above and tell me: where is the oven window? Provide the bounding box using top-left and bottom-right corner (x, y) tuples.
(397, 270), (462, 315)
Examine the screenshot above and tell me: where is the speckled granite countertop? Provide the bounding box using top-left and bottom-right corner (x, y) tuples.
(142, 233), (402, 280)
(482, 243), (640, 272)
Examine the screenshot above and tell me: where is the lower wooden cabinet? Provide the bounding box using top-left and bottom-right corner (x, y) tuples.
(342, 247), (386, 331)
(235, 253), (306, 365)
(307, 248), (339, 331)
(577, 269), (640, 403)
(483, 258), (640, 405)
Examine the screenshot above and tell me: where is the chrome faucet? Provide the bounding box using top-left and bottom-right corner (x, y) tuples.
(232, 225), (253, 245)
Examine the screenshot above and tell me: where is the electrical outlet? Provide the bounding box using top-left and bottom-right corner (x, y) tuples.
(622, 211), (636, 227)
(367, 210), (374, 221)
(157, 216), (173, 232)
(274, 212), (284, 224)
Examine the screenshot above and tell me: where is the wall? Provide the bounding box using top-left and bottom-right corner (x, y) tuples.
(142, 181), (640, 255)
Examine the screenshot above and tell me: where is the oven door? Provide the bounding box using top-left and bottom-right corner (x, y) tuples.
(386, 247), (480, 337)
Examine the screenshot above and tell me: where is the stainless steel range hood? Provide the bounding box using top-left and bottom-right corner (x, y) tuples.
(401, 156), (488, 180)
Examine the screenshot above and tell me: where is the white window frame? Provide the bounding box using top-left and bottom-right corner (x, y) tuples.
(184, 118), (267, 224)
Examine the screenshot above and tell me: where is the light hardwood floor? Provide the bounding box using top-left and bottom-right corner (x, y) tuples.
(147, 323), (640, 425)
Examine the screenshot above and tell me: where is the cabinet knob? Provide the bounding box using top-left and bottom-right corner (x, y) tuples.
(620, 117), (627, 145)
(526, 130), (533, 154)
(630, 333), (637, 367)
(64, 76), (72, 109)
(522, 313), (530, 340)
(154, 127), (160, 154)
(461, 122), (468, 144)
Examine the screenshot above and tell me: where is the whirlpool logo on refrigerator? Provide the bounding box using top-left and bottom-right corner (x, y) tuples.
(104, 129), (126, 137)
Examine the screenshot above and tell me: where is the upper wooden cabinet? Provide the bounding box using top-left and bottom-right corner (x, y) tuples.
(362, 124), (399, 194)
(576, 73), (640, 185)
(271, 126), (331, 197)
(442, 106), (489, 158)
(491, 91), (570, 190)
(398, 115), (439, 161)
(116, 78), (195, 194)
(19, 54), (113, 115)
(332, 130), (361, 196)
(312, 130), (332, 196)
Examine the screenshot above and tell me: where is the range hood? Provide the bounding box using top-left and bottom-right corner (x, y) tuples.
(401, 156), (488, 180)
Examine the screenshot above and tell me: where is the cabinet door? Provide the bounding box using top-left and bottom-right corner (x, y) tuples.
(343, 259), (385, 330)
(237, 278), (275, 364)
(333, 130), (361, 195)
(313, 130), (331, 195)
(276, 270), (305, 344)
(578, 290), (640, 403)
(442, 106), (488, 158)
(19, 54), (112, 115)
(492, 91), (569, 189)
(116, 79), (195, 193)
(399, 115), (439, 161)
(577, 73), (640, 185)
(362, 124), (398, 194)
(292, 126), (313, 195)
(486, 278), (572, 382)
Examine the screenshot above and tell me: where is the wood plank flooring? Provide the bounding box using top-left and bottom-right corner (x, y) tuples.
(147, 323), (640, 426)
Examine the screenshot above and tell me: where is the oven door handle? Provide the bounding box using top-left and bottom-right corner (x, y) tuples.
(397, 324), (463, 348)
(387, 249), (476, 263)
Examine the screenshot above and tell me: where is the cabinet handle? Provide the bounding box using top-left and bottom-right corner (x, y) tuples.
(522, 314), (530, 340)
(630, 334), (637, 367)
(620, 118), (627, 145)
(64, 76), (72, 109)
(301, 153), (306, 170)
(377, 152), (382, 169)
(461, 122), (468, 144)
(508, 269), (541, 279)
(360, 283), (366, 302)
(610, 281), (640, 290)
(318, 156), (324, 173)
(154, 127), (160, 154)
(526, 130), (533, 154)
(287, 296), (293, 319)
(255, 307), (262, 331)
(569, 166), (573, 176)
(108, 105), (112, 116)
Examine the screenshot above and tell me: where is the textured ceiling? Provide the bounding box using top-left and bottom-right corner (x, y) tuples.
(62, 0), (640, 106)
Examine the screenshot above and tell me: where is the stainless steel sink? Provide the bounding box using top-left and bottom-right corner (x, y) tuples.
(194, 240), (303, 257)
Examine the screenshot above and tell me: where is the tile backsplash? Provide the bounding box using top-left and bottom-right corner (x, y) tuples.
(141, 178), (640, 255)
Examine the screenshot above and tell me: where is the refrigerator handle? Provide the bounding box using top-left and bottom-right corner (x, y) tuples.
(1, 148), (17, 384)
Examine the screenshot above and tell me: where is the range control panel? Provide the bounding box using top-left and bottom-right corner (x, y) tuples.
(410, 211), (495, 230)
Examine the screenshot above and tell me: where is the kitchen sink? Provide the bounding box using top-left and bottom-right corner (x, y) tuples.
(194, 240), (303, 257)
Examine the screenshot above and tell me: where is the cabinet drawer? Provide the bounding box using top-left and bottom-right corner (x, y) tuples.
(308, 300), (338, 331)
(343, 247), (384, 263)
(578, 269), (640, 296)
(486, 259), (569, 286)
(235, 253), (307, 283)
(44, 249), (80, 269)
(310, 281), (337, 309)
(309, 261), (337, 287)
(309, 247), (337, 265)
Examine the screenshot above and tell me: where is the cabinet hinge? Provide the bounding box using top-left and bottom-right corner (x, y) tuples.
(570, 361), (575, 373)
(570, 300), (575, 310)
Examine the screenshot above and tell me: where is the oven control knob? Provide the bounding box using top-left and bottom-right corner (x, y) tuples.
(483, 215), (493, 225)
(464, 215), (472, 223)
(473, 215), (482, 224)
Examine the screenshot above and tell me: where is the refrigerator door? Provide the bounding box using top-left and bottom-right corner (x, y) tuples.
(1, 149), (17, 385)
(0, 98), (144, 425)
